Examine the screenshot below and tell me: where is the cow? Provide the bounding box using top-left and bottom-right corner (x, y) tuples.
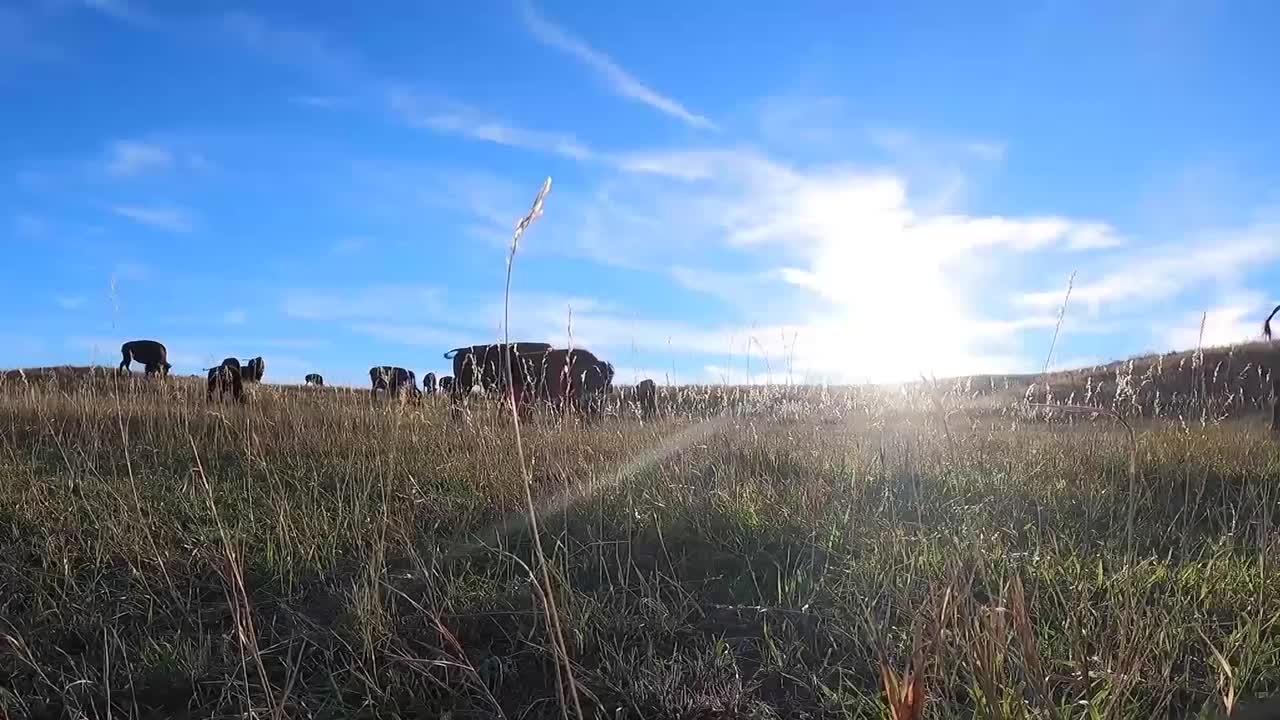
(423, 372), (438, 395)
(524, 348), (614, 418)
(1265, 304), (1280, 341)
(119, 340), (171, 376)
(305, 373), (324, 387)
(240, 356), (266, 383)
(637, 378), (657, 420)
(439, 376), (455, 394)
(206, 361), (244, 403)
(443, 342), (553, 397)
(369, 366), (417, 401)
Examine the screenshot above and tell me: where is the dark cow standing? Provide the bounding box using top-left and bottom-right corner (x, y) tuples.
(207, 359), (244, 403)
(637, 378), (657, 420)
(523, 348), (614, 418)
(305, 373), (324, 387)
(439, 376), (455, 394)
(444, 342), (553, 397)
(240, 356), (266, 383)
(423, 372), (438, 395)
(369, 366), (417, 401)
(120, 340), (171, 376)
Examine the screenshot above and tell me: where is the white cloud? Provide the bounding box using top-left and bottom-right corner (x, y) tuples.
(1164, 294), (1270, 350)
(222, 12), (360, 82)
(350, 323), (470, 350)
(111, 205), (193, 233)
(331, 237), (368, 255)
(14, 214), (47, 238)
(105, 140), (172, 177)
(520, 2), (715, 130)
(513, 143), (1134, 382)
(281, 284), (445, 321)
(1019, 220), (1280, 312)
(81, 0), (154, 26)
(55, 295), (86, 310)
(112, 261), (149, 281)
(390, 91), (594, 160)
(290, 94), (344, 108)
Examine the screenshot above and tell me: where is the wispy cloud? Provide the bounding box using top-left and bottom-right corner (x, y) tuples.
(290, 94), (345, 109)
(1019, 220), (1280, 312)
(222, 11), (361, 83)
(112, 261), (149, 282)
(331, 237), (368, 255)
(350, 323), (469, 349)
(105, 140), (172, 177)
(281, 284), (445, 321)
(81, 0), (155, 26)
(111, 205), (193, 233)
(519, 2), (715, 130)
(0, 5), (64, 65)
(55, 295), (86, 310)
(1163, 293), (1270, 349)
(390, 91), (594, 160)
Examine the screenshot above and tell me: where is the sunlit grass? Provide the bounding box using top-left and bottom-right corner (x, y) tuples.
(1, 363), (1278, 718)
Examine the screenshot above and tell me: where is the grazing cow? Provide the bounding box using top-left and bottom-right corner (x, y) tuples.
(305, 373), (324, 387)
(439, 376), (455, 394)
(443, 342), (553, 397)
(369, 366), (417, 401)
(119, 340), (171, 376)
(1266, 305), (1280, 341)
(637, 378), (657, 420)
(240, 356), (266, 383)
(423, 372), (438, 395)
(206, 361), (244, 403)
(525, 348), (614, 417)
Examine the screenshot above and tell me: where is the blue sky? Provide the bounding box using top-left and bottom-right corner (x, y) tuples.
(3, 0), (1278, 386)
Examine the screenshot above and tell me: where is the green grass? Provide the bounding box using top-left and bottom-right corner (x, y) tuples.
(1, 370), (1279, 719)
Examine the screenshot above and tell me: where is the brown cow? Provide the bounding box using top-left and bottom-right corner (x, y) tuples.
(120, 339), (171, 376)
(522, 348), (614, 418)
(369, 366), (416, 401)
(443, 342), (553, 397)
(1265, 304), (1280, 341)
(240, 356), (266, 383)
(637, 378), (657, 420)
(207, 361), (244, 403)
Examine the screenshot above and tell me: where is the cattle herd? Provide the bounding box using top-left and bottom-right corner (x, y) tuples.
(117, 338), (660, 419)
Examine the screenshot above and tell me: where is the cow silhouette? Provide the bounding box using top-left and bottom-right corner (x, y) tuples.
(637, 378), (657, 420)
(369, 366), (416, 401)
(304, 373), (324, 387)
(443, 342), (553, 397)
(206, 360), (244, 403)
(119, 340), (171, 376)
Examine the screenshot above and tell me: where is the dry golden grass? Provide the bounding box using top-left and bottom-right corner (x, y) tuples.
(2, 364), (1279, 718)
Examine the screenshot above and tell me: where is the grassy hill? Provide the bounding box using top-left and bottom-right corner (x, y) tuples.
(2, 347), (1278, 717)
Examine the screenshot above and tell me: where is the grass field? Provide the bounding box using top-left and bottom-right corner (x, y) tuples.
(2, 355), (1279, 719)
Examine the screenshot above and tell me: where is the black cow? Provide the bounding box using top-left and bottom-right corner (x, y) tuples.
(1265, 304), (1280, 341)
(305, 373), (324, 387)
(637, 378), (657, 420)
(369, 366), (417, 401)
(207, 361), (244, 403)
(522, 348), (614, 417)
(240, 356), (266, 383)
(439, 376), (455, 394)
(119, 339), (171, 376)
(443, 342), (553, 397)
(423, 372), (438, 395)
